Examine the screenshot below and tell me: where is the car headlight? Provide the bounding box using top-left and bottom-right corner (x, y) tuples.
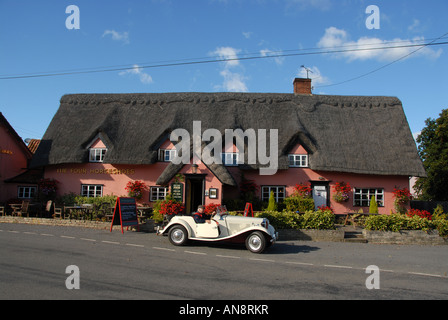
(261, 218), (269, 229)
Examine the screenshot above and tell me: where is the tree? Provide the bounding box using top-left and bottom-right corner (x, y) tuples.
(369, 196), (378, 214)
(415, 109), (448, 201)
(267, 191), (277, 211)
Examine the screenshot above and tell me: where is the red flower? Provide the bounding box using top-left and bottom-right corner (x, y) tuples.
(159, 200), (185, 216)
(204, 203), (221, 215)
(293, 183), (312, 198)
(406, 209), (432, 220)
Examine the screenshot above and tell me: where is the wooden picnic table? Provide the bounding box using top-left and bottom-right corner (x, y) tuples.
(336, 212), (379, 226)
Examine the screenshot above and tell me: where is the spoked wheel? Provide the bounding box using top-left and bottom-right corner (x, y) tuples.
(245, 231), (266, 253)
(168, 225), (188, 246)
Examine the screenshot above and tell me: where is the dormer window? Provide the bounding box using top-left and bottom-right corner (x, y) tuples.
(88, 137), (107, 163)
(158, 149), (177, 162)
(221, 152), (238, 166)
(89, 148), (107, 162)
(289, 154), (308, 167)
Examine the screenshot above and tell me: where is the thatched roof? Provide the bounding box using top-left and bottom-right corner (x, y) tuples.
(30, 92), (426, 185)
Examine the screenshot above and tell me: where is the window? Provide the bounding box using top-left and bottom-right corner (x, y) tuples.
(289, 154), (308, 167)
(81, 185), (103, 197)
(354, 188), (384, 207)
(89, 148), (107, 162)
(150, 186), (168, 201)
(261, 186), (286, 202)
(18, 186), (37, 199)
(221, 152), (238, 166)
(158, 149), (177, 162)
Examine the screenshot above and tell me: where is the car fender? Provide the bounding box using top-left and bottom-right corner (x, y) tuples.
(158, 216), (195, 237)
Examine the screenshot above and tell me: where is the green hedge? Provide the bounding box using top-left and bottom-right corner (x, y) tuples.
(256, 209), (335, 230)
(363, 214), (448, 237)
(283, 197), (315, 212)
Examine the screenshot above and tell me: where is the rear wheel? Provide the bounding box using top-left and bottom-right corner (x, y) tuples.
(168, 225), (188, 246)
(245, 231), (266, 253)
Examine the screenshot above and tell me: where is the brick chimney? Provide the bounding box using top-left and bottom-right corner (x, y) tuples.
(293, 78), (312, 95)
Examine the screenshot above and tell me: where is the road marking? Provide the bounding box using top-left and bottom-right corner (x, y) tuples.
(216, 254), (240, 259)
(249, 258), (275, 263)
(40, 233), (54, 237)
(184, 250), (207, 255)
(324, 264), (353, 269)
(408, 272), (444, 278)
(60, 235), (75, 239)
(126, 243), (144, 248)
(80, 238), (96, 242)
(102, 240), (120, 245)
(152, 246), (175, 252)
(7, 230), (20, 233)
(285, 261), (314, 266)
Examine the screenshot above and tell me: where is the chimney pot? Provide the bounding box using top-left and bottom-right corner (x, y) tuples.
(293, 78), (312, 95)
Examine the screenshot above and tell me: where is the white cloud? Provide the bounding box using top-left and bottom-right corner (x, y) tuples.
(212, 47), (241, 67)
(260, 49), (284, 65)
(217, 69), (248, 92)
(211, 46), (248, 92)
(102, 30), (130, 44)
(317, 27), (442, 62)
(119, 64), (153, 84)
(242, 31), (253, 39)
(297, 66), (329, 86)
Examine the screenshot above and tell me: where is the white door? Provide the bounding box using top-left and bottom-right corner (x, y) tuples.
(196, 221), (219, 238)
(313, 185), (328, 210)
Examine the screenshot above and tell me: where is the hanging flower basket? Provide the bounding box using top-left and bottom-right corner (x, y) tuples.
(125, 180), (148, 200)
(332, 182), (351, 203)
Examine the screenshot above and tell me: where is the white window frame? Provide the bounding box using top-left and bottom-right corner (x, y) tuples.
(261, 186), (286, 202)
(221, 152), (238, 166)
(353, 188), (384, 207)
(158, 149), (177, 162)
(18, 186), (37, 199)
(150, 186), (168, 201)
(89, 148), (107, 163)
(81, 185), (103, 198)
(288, 154), (308, 167)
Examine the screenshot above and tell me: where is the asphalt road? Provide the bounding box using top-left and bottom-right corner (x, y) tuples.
(1, 223), (447, 303)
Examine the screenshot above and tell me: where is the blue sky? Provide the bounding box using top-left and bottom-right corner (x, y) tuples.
(1, 0), (447, 142)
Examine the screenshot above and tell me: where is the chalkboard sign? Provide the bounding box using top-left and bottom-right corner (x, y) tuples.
(110, 197), (139, 233)
(171, 183), (183, 202)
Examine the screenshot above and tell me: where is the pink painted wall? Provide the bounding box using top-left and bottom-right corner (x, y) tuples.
(43, 142), (410, 214)
(0, 124), (32, 202)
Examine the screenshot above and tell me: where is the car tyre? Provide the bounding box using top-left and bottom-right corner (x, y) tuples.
(169, 225), (188, 246)
(245, 231), (266, 253)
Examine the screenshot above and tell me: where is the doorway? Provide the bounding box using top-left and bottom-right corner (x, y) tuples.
(312, 182), (329, 210)
(184, 174), (205, 214)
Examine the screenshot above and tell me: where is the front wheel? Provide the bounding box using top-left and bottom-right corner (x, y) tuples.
(245, 231), (266, 253)
(168, 225), (188, 246)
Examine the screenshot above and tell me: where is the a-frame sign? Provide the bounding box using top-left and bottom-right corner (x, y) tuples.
(243, 202), (253, 217)
(110, 197), (139, 233)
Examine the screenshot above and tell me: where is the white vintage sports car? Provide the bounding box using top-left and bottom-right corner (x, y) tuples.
(157, 206), (278, 253)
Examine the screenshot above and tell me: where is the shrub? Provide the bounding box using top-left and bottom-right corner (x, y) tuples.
(283, 196), (315, 212)
(267, 191), (277, 211)
(257, 209), (335, 230)
(369, 196), (378, 214)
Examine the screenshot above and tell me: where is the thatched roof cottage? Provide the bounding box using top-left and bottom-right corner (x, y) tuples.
(31, 78), (425, 214)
